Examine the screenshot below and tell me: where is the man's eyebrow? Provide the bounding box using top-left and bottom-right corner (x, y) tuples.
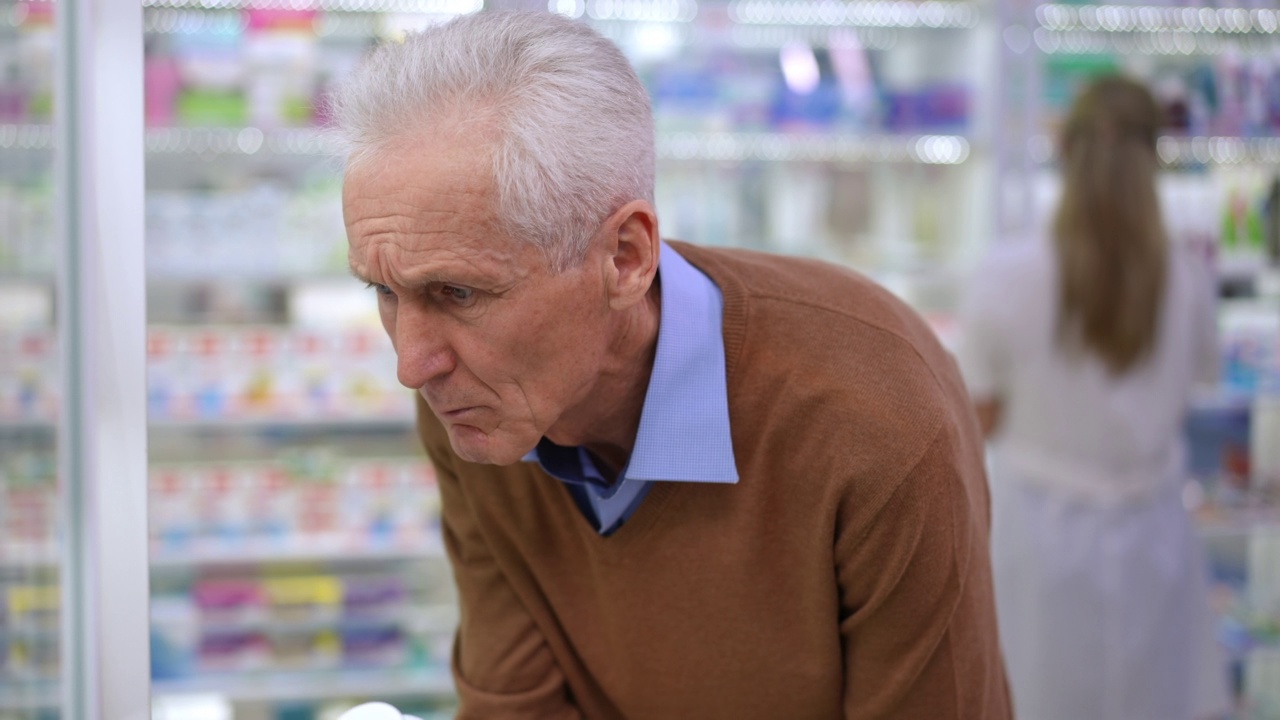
(347, 264), (471, 288)
(348, 264), (373, 284)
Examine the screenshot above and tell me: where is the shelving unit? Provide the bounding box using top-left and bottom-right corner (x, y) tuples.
(1156, 136), (1280, 169)
(149, 417), (415, 432)
(726, 0), (980, 28)
(0, 687), (59, 713)
(1035, 4), (1280, 34)
(1019, 133), (1280, 168)
(0, 124), (52, 151)
(150, 543), (444, 569)
(0, 543), (444, 570)
(3, 123), (974, 164)
(152, 669), (455, 704)
(656, 130), (970, 163)
(141, 0), (481, 11)
(0, 418), (419, 431)
(1, 671), (456, 712)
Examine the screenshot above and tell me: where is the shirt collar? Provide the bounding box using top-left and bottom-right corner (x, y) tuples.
(523, 241), (738, 484)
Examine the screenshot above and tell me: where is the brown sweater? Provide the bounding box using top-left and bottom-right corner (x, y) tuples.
(418, 242), (1012, 720)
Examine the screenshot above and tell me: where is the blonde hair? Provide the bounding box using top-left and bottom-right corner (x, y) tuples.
(1053, 75), (1168, 374)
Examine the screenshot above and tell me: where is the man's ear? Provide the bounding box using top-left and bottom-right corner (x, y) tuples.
(600, 200), (660, 311)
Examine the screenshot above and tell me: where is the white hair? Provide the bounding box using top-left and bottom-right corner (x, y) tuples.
(331, 11), (656, 272)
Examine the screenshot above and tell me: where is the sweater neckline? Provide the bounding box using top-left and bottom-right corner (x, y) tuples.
(551, 476), (684, 554)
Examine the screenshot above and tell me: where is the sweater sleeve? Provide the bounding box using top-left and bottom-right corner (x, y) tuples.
(419, 405), (583, 720)
(836, 423), (1011, 720)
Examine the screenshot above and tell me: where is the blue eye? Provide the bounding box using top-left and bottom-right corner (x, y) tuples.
(442, 286), (475, 304)
(367, 282), (394, 298)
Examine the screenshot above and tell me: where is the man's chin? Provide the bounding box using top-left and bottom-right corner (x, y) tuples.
(446, 425), (532, 466)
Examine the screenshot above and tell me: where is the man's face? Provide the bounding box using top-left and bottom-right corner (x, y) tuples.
(343, 133), (615, 465)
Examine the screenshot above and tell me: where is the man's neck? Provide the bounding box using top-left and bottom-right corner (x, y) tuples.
(548, 279), (662, 480)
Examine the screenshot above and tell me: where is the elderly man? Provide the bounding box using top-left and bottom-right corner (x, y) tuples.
(337, 11), (1010, 720)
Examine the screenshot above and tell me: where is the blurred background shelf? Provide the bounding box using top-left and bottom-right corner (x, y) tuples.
(0, 671), (454, 711)
(1032, 29), (1280, 56)
(1155, 136), (1280, 168)
(1036, 4), (1280, 35)
(1198, 507), (1280, 539)
(721, 0), (979, 28)
(141, 0), (483, 13)
(1024, 133), (1280, 169)
(656, 130), (971, 163)
(0, 687), (59, 712)
(150, 543), (445, 569)
(0, 123), (53, 151)
(0, 544), (444, 570)
(148, 417), (416, 432)
(2, 124), (975, 164)
(0, 418), (418, 432)
(151, 669), (455, 703)
(148, 605), (458, 634)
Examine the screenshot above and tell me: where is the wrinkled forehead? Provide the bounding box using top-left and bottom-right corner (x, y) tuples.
(343, 133), (501, 228)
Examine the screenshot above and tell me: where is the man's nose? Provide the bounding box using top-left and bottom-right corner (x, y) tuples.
(391, 303), (456, 390)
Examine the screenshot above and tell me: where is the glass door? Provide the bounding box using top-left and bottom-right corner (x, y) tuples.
(1, 0), (150, 718)
(1, 2), (70, 717)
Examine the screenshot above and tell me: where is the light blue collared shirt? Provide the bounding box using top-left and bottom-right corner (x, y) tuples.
(523, 242), (739, 535)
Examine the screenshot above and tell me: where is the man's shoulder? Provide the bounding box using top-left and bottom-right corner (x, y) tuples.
(673, 242), (979, 500)
(673, 241), (958, 403)
(671, 241), (942, 356)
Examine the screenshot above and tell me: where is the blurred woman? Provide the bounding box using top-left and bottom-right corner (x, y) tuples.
(956, 75), (1229, 720)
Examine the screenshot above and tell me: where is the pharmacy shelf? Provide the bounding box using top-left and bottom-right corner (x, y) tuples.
(3, 671), (454, 710)
(1156, 136), (1280, 168)
(726, 0), (979, 29)
(146, 126), (338, 156)
(0, 124), (54, 151)
(0, 686), (58, 712)
(656, 131), (972, 164)
(0, 543), (58, 571)
(0, 271), (53, 282)
(1, 611), (456, 645)
(2, 125), (337, 156)
(0, 420), (57, 433)
(0, 623), (59, 641)
(150, 416), (415, 432)
(1032, 5), (1280, 55)
(3, 125), (976, 164)
(1197, 504), (1280, 539)
(0, 416), (416, 434)
(1216, 255), (1275, 285)
(1190, 386), (1260, 413)
(1033, 27), (1280, 56)
(151, 607), (458, 635)
(134, 0), (980, 29)
(143, 7), (381, 39)
(1036, 4), (1280, 35)
(149, 542), (445, 569)
(2, 543), (443, 571)
(153, 668), (454, 703)
(141, 0), (480, 13)
(1029, 133), (1280, 168)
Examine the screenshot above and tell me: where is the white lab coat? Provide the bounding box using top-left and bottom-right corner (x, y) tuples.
(956, 240), (1231, 720)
